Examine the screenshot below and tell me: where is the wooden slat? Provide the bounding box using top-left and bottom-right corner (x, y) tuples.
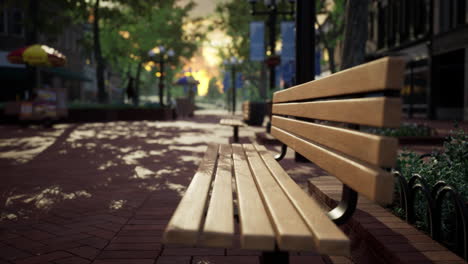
(272, 97), (401, 128)
(220, 119), (244, 127)
(231, 144), (275, 250)
(201, 144), (234, 247)
(253, 144), (350, 256)
(271, 127), (394, 204)
(271, 116), (398, 167)
(242, 144), (315, 251)
(163, 144), (219, 245)
(273, 57), (405, 103)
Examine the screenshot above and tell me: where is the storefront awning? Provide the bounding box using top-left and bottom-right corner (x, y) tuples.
(0, 66), (28, 81)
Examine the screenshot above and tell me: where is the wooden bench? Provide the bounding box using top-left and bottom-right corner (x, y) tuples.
(220, 118), (245, 143)
(163, 57), (405, 262)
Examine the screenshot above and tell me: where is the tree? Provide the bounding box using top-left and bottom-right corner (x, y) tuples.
(83, 0), (165, 103)
(214, 1), (295, 100)
(316, 0), (346, 73)
(99, 1), (202, 106)
(341, 0), (369, 70)
(206, 78), (222, 100)
(214, 1), (262, 101)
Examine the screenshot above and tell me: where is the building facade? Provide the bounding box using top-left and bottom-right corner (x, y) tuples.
(367, 0), (468, 120)
(0, 2), (122, 104)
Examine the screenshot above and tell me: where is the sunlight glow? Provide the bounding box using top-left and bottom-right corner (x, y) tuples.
(119, 30), (130, 39)
(190, 70), (210, 96)
(109, 199), (127, 210)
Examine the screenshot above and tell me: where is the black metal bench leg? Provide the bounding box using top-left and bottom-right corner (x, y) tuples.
(233, 126), (239, 143)
(261, 249), (289, 264)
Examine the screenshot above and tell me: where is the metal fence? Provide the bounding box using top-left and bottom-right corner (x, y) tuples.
(393, 171), (467, 261)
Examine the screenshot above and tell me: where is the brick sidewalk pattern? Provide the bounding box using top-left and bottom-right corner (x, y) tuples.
(0, 110), (351, 264)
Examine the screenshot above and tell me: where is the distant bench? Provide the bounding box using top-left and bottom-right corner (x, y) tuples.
(219, 118), (245, 143)
(163, 57), (405, 262)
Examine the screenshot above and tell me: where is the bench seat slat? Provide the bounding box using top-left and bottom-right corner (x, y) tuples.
(163, 144), (219, 245)
(220, 119), (244, 127)
(253, 144), (350, 255)
(271, 116), (398, 167)
(232, 144), (275, 250)
(201, 145), (235, 247)
(273, 57), (405, 103)
(272, 97), (401, 128)
(243, 144), (316, 251)
(271, 127), (394, 204)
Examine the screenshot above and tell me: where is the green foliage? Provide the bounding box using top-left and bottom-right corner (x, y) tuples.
(397, 129), (468, 199)
(206, 78), (222, 99)
(316, 0), (346, 47)
(214, 1), (286, 99)
(97, 1), (202, 100)
(395, 129), (467, 245)
(316, 0), (346, 72)
(366, 123), (435, 137)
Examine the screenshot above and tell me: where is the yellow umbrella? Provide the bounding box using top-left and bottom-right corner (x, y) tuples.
(9, 44), (66, 67)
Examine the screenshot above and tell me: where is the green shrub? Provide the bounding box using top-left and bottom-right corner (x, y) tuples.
(366, 122), (435, 137)
(395, 129), (467, 240)
(396, 128), (468, 199)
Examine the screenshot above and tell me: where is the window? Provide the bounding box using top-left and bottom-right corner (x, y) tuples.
(377, 3), (386, 49)
(8, 9), (24, 36)
(399, 0), (409, 43)
(439, 0), (467, 33)
(368, 9), (375, 41)
(456, 0), (466, 25)
(0, 9), (6, 34)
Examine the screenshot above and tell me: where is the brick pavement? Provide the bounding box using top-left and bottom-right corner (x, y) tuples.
(0, 110), (348, 264)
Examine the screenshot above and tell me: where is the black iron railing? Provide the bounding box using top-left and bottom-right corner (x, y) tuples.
(393, 171), (468, 261)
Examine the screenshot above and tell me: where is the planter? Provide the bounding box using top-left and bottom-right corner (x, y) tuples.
(242, 101), (266, 126)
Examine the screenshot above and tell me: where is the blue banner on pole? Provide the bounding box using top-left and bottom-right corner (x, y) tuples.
(315, 50), (321, 76)
(281, 60), (295, 87)
(223, 71), (230, 92)
(250, 22), (265, 61)
(235, 72), (243, 89)
(281, 21), (295, 87)
(281, 22), (295, 62)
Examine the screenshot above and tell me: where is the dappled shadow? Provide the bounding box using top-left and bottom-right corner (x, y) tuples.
(0, 114), (232, 223)
(0, 124), (72, 166)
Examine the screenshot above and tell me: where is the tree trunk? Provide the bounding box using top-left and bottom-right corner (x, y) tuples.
(133, 62), (142, 106)
(341, 0), (369, 70)
(93, 0), (107, 103)
(26, 0), (39, 99)
(327, 46), (336, 73)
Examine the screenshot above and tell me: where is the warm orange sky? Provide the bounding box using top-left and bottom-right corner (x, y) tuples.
(179, 0), (231, 95)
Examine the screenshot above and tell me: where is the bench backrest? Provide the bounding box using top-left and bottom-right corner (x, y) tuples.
(271, 57), (405, 205)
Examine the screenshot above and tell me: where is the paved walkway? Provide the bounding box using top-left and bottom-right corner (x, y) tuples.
(0, 110), (337, 264)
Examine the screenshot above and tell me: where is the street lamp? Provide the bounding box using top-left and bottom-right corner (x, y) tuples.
(248, 0), (295, 90)
(148, 46), (175, 107)
(224, 56), (243, 114)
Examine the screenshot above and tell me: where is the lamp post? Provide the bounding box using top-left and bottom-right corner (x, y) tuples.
(148, 46), (175, 107)
(224, 57), (243, 114)
(248, 0), (295, 90)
